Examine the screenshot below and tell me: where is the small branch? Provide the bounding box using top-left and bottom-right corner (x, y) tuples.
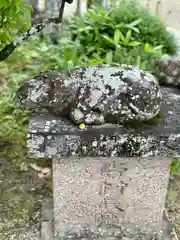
(56, 0), (66, 23)
(0, 0), (73, 62)
(0, 17), (58, 61)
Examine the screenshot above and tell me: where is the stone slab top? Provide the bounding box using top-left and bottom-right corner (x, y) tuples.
(27, 87), (180, 158)
(29, 87), (180, 137)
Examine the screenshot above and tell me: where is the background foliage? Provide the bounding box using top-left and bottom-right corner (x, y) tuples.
(0, 0), (32, 49)
(68, 1), (177, 71)
(110, 0), (177, 54)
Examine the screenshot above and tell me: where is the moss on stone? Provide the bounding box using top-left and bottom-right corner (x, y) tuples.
(123, 111), (163, 129)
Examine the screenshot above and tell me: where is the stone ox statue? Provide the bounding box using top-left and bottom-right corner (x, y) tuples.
(17, 58), (180, 239)
(17, 58), (180, 127)
(17, 63), (165, 126)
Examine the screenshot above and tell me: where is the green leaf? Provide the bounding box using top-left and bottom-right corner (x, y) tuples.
(136, 56), (141, 68)
(23, 3), (34, 11)
(87, 46), (97, 54)
(170, 158), (180, 176)
(150, 45), (163, 52)
(114, 29), (121, 45)
(87, 11), (96, 19)
(127, 41), (141, 47)
(160, 54), (169, 60)
(118, 31), (126, 43)
(77, 26), (93, 33)
(128, 26), (140, 33)
(125, 29), (132, 43)
(126, 18), (142, 27)
(115, 23), (124, 28)
(63, 47), (72, 61)
(144, 43), (151, 52)
(67, 60), (74, 69)
(106, 51), (113, 64)
(102, 35), (114, 44)
(0, 0), (6, 8)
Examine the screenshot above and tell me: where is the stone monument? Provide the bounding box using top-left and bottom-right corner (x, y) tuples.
(17, 62), (180, 239)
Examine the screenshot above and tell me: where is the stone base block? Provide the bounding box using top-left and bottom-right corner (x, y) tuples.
(53, 156), (171, 239)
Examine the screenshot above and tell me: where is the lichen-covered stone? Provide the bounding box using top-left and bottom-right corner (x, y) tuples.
(54, 221), (175, 240)
(153, 56), (180, 87)
(17, 64), (162, 125)
(26, 86), (180, 158)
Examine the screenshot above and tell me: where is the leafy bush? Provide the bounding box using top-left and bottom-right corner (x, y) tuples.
(69, 1), (177, 71)
(171, 158), (180, 177)
(111, 0), (177, 54)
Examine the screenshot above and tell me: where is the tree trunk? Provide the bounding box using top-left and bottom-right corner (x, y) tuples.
(76, 0), (81, 15)
(87, 0), (93, 8)
(23, 0), (44, 39)
(44, 0), (61, 44)
(87, 0), (103, 8)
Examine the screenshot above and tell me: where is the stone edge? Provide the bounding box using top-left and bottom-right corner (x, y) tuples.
(40, 197), (53, 240)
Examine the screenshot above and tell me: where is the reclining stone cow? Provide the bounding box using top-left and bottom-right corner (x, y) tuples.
(17, 63), (162, 126)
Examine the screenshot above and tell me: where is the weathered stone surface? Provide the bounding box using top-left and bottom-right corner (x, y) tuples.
(41, 197), (53, 222)
(41, 222), (53, 240)
(53, 156), (171, 239)
(153, 56), (180, 87)
(27, 86), (180, 158)
(17, 64), (162, 125)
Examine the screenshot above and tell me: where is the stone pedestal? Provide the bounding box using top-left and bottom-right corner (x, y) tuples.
(26, 86), (180, 239)
(53, 157), (171, 239)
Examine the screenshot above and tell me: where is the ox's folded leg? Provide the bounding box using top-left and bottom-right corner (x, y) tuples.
(69, 86), (105, 125)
